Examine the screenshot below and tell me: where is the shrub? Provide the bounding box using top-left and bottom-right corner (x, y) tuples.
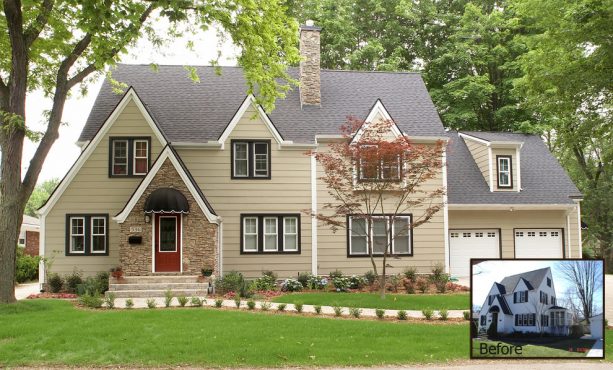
(216, 271), (245, 295)
(364, 270), (377, 286)
(329, 269), (343, 279)
(277, 303), (287, 312)
(333, 306), (343, 317)
(348, 275), (367, 289)
(387, 274), (400, 292)
(375, 308), (385, 319)
(433, 274), (450, 293)
(77, 273), (109, 296)
(190, 297), (204, 307)
(294, 303), (304, 313)
(47, 273), (64, 293)
(234, 296), (241, 308)
(125, 298), (134, 309)
(403, 279), (415, 294)
(78, 291), (103, 308)
(415, 277), (429, 293)
(249, 274), (277, 291)
(397, 310), (407, 320)
(262, 270), (278, 280)
(65, 270), (83, 294)
(569, 324), (584, 338)
(177, 295), (188, 307)
(146, 298), (157, 309)
(403, 267), (418, 282)
(349, 307), (362, 318)
(439, 308), (448, 321)
(422, 308), (434, 320)
(260, 301), (271, 311)
(281, 278), (303, 292)
(214, 299), (223, 308)
(332, 277), (350, 292)
(430, 263), (445, 281)
(15, 247), (40, 283)
(103, 292), (116, 309)
(306, 275), (328, 290)
(314, 305), (322, 314)
(95, 271), (110, 293)
(297, 272), (310, 287)
(246, 299), (256, 310)
(164, 289), (173, 307)
(463, 311), (471, 320)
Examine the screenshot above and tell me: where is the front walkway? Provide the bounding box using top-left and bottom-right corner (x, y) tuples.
(586, 338), (604, 358)
(15, 282), (40, 300)
(113, 297), (466, 319)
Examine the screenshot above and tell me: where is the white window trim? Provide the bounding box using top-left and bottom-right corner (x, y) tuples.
(90, 217), (107, 254)
(391, 216), (412, 254)
(69, 217), (86, 254)
(370, 217), (390, 255)
(158, 216), (178, 253)
(283, 217), (298, 252)
(233, 142), (249, 177)
(112, 139), (129, 176)
(253, 142), (269, 177)
(242, 217), (258, 252)
(263, 217), (278, 251)
(348, 217), (369, 255)
(132, 140), (149, 176)
(358, 144), (379, 180)
(498, 157), (511, 187)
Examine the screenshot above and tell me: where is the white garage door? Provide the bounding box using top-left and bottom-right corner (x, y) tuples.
(515, 229), (563, 258)
(449, 229), (500, 278)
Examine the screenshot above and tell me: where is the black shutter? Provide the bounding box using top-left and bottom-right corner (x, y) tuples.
(514, 292), (517, 303)
(515, 315), (518, 326)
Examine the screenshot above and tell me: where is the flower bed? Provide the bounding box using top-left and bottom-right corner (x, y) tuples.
(27, 293), (77, 299)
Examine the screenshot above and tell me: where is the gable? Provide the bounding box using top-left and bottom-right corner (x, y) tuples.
(350, 99), (403, 144)
(38, 88), (167, 216)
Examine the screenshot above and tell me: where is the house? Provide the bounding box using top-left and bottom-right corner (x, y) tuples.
(37, 22), (583, 289)
(478, 267), (570, 336)
(19, 215), (40, 256)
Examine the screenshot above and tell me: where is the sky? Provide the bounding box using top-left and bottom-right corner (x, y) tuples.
(472, 260), (604, 315)
(21, 24), (239, 184)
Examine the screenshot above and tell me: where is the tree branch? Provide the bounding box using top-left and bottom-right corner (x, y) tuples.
(24, 0), (55, 48)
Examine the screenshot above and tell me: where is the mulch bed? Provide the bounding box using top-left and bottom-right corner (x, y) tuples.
(27, 293), (77, 299)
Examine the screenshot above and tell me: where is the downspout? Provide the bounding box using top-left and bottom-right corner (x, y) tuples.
(38, 214), (46, 291)
(310, 153), (318, 275)
(218, 219), (223, 276)
(442, 148), (450, 274)
(566, 212), (572, 258)
(577, 202), (582, 258)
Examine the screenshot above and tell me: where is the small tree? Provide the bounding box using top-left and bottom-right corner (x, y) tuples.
(558, 260), (603, 324)
(310, 117), (445, 298)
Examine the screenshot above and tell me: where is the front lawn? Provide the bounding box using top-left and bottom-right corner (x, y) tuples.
(0, 300), (467, 367)
(273, 292), (469, 310)
(472, 338), (596, 358)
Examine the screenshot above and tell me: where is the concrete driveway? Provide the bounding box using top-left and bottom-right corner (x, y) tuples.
(605, 274), (612, 322)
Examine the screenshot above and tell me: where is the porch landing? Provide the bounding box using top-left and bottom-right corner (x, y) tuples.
(107, 275), (209, 298)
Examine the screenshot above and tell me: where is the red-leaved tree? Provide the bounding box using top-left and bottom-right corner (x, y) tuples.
(310, 118), (445, 298)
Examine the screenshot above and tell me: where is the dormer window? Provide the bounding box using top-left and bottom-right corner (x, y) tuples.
(357, 144), (401, 181)
(232, 140), (271, 179)
(496, 155), (512, 188)
(109, 137), (151, 177)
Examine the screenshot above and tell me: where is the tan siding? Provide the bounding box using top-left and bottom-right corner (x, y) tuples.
(464, 139), (491, 188)
(491, 148), (518, 191)
(449, 209), (580, 258)
(177, 106), (312, 278)
(45, 100), (164, 276)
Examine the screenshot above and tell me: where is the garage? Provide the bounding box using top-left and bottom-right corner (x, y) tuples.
(449, 229), (500, 277)
(514, 229), (563, 258)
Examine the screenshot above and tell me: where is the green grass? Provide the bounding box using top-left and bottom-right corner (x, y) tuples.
(0, 300), (467, 367)
(472, 338), (596, 358)
(273, 292), (469, 310)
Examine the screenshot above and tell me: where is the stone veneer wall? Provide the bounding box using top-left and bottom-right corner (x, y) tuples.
(119, 158), (218, 275)
(299, 24), (321, 106)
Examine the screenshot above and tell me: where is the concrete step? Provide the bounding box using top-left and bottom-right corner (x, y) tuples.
(117, 275), (202, 284)
(106, 289), (209, 299)
(109, 282), (208, 291)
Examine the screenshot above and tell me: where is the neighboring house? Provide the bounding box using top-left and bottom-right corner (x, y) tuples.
(19, 215), (40, 256)
(37, 23), (583, 285)
(589, 313), (603, 340)
(478, 267), (570, 336)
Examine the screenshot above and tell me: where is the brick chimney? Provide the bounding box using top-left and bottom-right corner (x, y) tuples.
(299, 20), (321, 106)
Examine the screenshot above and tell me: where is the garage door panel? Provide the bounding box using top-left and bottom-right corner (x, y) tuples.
(515, 228), (563, 258)
(450, 229), (499, 277)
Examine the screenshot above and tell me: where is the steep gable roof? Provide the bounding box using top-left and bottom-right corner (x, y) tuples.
(499, 267), (550, 294)
(494, 282), (506, 294)
(80, 64), (446, 144)
(493, 295), (513, 315)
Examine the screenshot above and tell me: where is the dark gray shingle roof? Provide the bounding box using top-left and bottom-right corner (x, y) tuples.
(494, 295), (513, 315)
(80, 64), (446, 143)
(499, 267), (550, 293)
(446, 131), (581, 204)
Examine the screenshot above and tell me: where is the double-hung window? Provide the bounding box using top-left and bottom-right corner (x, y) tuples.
(496, 155), (512, 188)
(232, 140), (271, 179)
(66, 214), (109, 255)
(357, 144), (401, 181)
(109, 137), (151, 177)
(348, 215), (412, 257)
(241, 214), (300, 253)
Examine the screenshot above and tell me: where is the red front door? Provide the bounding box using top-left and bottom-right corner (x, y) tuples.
(155, 214), (181, 272)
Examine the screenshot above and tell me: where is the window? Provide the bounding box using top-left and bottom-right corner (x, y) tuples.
(516, 231), (524, 237)
(488, 295), (495, 305)
(450, 232), (459, 238)
(159, 217), (177, 252)
(109, 137), (150, 177)
(463, 232), (471, 237)
(540, 291), (548, 304)
(241, 214), (300, 253)
(66, 214), (109, 255)
(551, 231), (559, 237)
(547, 277), (551, 287)
(348, 215), (412, 257)
(475, 232), (483, 237)
(497, 155), (512, 188)
(551, 296), (556, 306)
(528, 314), (535, 326)
(528, 231), (535, 237)
(357, 144), (401, 181)
(514, 290), (528, 303)
(487, 232), (496, 237)
(232, 140), (271, 179)
(540, 231), (547, 237)
(481, 315), (486, 326)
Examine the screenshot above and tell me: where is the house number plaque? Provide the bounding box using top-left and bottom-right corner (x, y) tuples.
(130, 226), (143, 233)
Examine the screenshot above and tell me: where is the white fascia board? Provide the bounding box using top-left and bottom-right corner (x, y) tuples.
(350, 99), (403, 144)
(38, 87), (167, 216)
(217, 94), (290, 149)
(459, 132), (490, 146)
(448, 204), (577, 211)
(113, 147), (219, 224)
